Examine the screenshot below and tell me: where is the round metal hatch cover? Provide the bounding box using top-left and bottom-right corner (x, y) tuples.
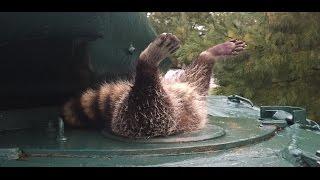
(101, 124), (226, 143)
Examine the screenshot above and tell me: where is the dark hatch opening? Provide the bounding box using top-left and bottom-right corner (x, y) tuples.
(0, 38), (94, 110)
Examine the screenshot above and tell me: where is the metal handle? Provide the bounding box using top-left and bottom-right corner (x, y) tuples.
(227, 95), (254, 107)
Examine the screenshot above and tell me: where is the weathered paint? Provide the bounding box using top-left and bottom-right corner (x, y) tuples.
(0, 96), (319, 166)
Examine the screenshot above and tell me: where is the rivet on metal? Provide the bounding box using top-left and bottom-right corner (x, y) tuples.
(128, 43), (135, 54)
(57, 117), (67, 142)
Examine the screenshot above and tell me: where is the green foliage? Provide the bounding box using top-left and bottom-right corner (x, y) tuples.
(147, 12), (320, 121)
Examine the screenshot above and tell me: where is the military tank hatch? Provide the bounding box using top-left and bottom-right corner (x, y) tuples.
(0, 12), (320, 167)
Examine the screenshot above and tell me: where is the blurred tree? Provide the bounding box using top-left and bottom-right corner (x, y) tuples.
(147, 12), (320, 121)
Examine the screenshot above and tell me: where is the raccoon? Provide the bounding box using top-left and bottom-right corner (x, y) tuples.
(61, 33), (246, 138)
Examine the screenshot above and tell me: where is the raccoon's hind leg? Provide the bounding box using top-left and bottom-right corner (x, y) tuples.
(112, 33), (181, 138)
(181, 39), (247, 95)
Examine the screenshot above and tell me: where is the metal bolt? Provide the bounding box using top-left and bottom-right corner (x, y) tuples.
(57, 117), (67, 142)
(128, 43), (135, 54)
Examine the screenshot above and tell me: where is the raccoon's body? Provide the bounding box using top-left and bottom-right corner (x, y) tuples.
(61, 33), (246, 138)
(62, 77), (207, 137)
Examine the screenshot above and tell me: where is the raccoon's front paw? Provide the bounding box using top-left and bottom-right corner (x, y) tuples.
(139, 33), (180, 65)
(206, 39), (247, 58)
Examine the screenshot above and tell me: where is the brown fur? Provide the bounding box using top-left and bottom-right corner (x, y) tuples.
(62, 33), (246, 138)
(62, 98), (86, 127)
(178, 52), (215, 96)
(80, 89), (97, 120)
(163, 82), (207, 132)
(62, 99), (80, 127)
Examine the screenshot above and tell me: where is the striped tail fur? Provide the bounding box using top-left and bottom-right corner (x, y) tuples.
(61, 81), (132, 130)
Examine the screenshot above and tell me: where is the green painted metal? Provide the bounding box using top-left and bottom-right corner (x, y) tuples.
(0, 12), (170, 76)
(207, 96), (261, 121)
(0, 116), (277, 156)
(261, 120), (288, 128)
(101, 124), (226, 143)
(0, 96), (320, 166)
(300, 152), (320, 167)
(0, 12), (173, 134)
(260, 106), (307, 125)
(0, 12), (171, 113)
(0, 148), (22, 160)
(0, 13), (319, 166)
(260, 106), (320, 132)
